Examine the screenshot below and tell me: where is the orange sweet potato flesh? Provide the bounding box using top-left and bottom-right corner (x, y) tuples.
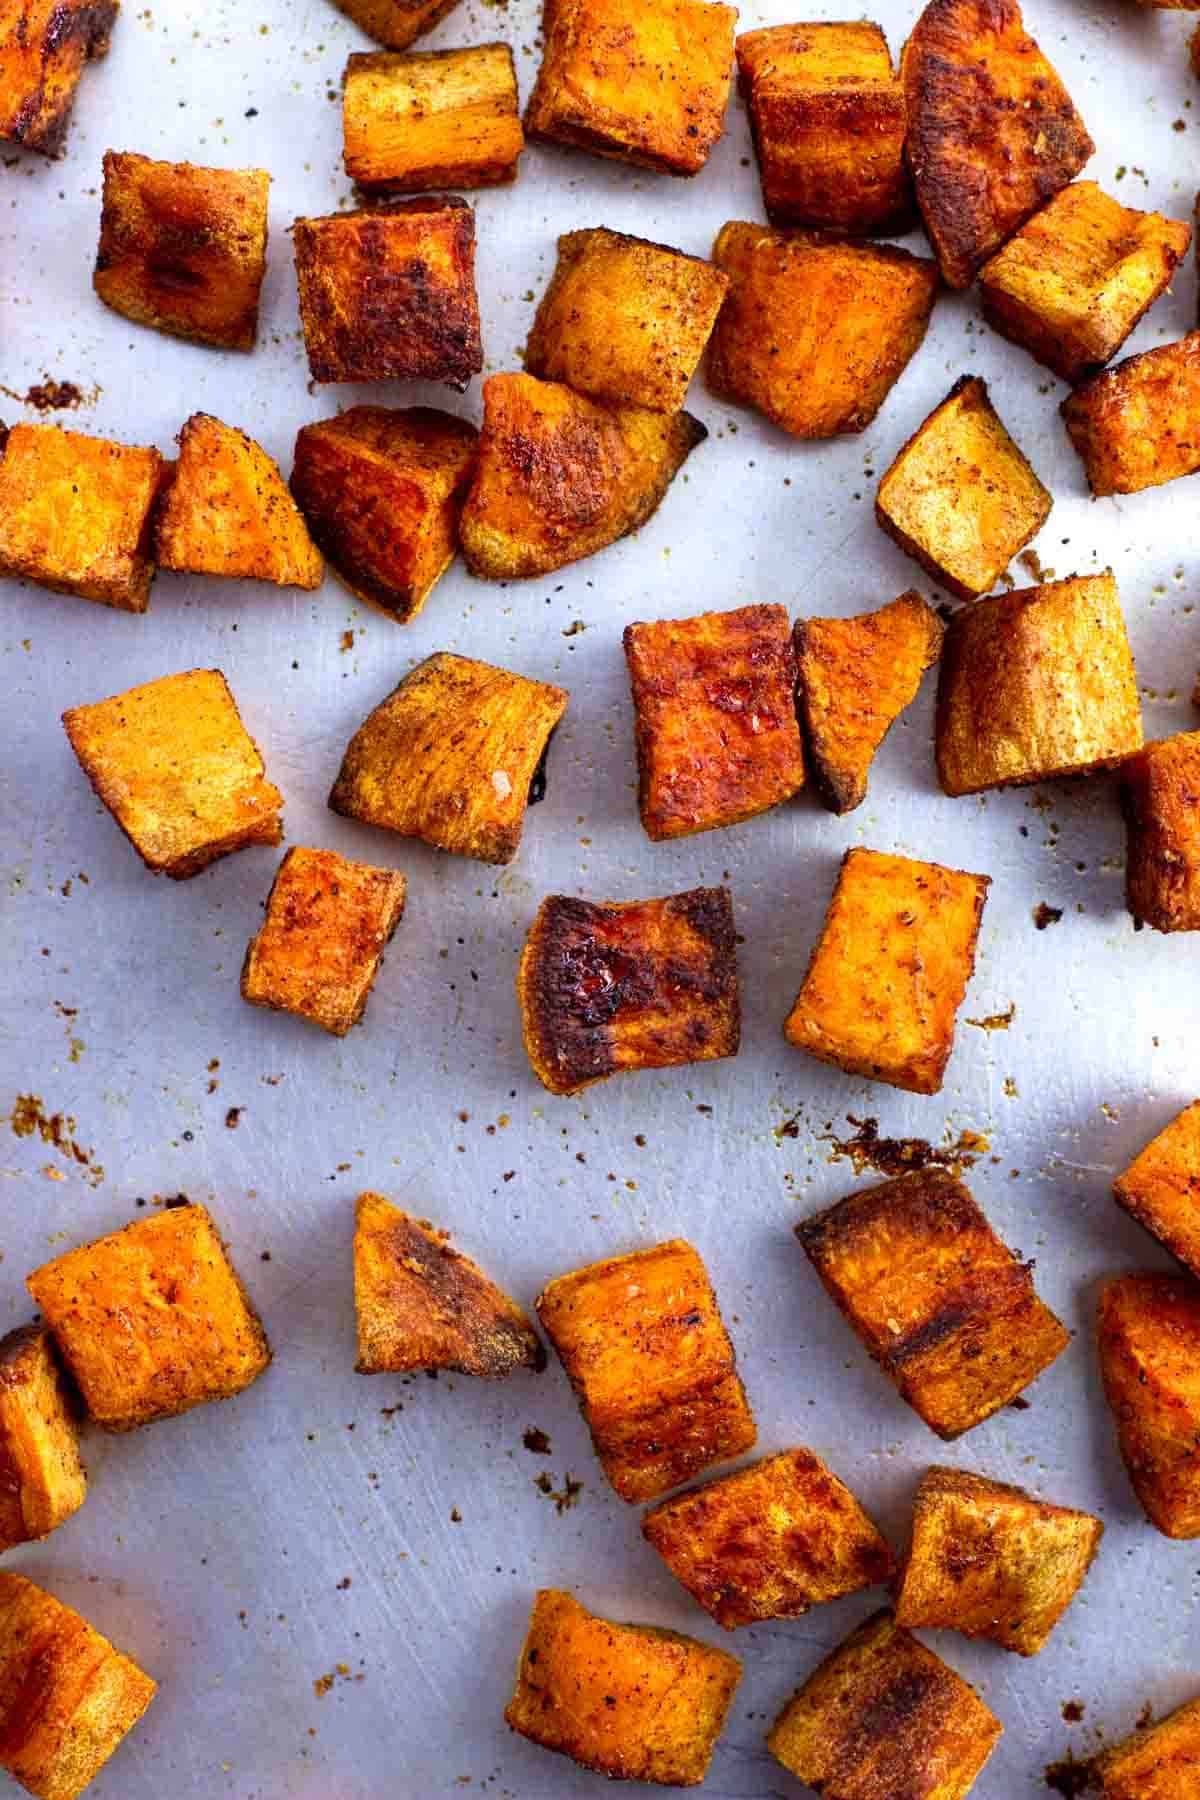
(329, 0), (462, 49)
(0, 0), (116, 154)
(1098, 1696), (1200, 1800)
(1098, 1272), (1200, 1538)
(343, 45), (523, 195)
(0, 1326), (86, 1555)
(1062, 331), (1200, 495)
(156, 412), (323, 589)
(1114, 1101), (1200, 1275)
(1122, 733), (1200, 933)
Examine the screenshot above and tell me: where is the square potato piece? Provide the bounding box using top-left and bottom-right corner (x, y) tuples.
(1098, 1272), (1200, 1538)
(536, 1239), (755, 1502)
(1115, 1101), (1200, 1275)
(642, 1446), (894, 1629)
(784, 847), (989, 1096)
(706, 223), (938, 439)
(505, 1588), (741, 1786)
(94, 152), (270, 350)
(344, 45), (523, 195)
(0, 1572), (156, 1800)
(0, 0), (116, 154)
(894, 1466), (1103, 1655)
(1097, 1696), (1200, 1800)
(1062, 331), (1200, 495)
(329, 0), (462, 49)
(1122, 732), (1200, 933)
(0, 1325), (86, 1555)
(623, 603), (806, 840)
(63, 669), (283, 879)
(797, 1169), (1069, 1438)
(156, 412), (323, 590)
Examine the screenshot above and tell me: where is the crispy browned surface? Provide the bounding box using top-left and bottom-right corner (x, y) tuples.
(537, 1239), (755, 1502)
(1097, 1696), (1200, 1799)
(1193, 24), (1200, 76)
(0, 1326), (86, 1556)
(343, 45), (523, 194)
(936, 572), (1143, 796)
(796, 591), (943, 814)
(1115, 1101), (1200, 1276)
(0, 0), (115, 154)
(1062, 331), (1200, 495)
(328, 0), (461, 49)
(459, 372), (705, 579)
(643, 1447), (894, 1629)
(292, 199), (482, 387)
(894, 1467), (1103, 1656)
(505, 1589), (741, 1785)
(901, 0), (1093, 288)
(706, 222), (938, 438)
(63, 669), (283, 879)
(623, 604), (805, 840)
(1098, 1272), (1200, 1538)
(797, 1169), (1069, 1438)
(1122, 732), (1200, 932)
(329, 652), (568, 864)
(155, 412), (322, 589)
(519, 888), (740, 1097)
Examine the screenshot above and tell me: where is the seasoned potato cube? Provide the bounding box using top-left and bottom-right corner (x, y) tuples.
(0, 0), (115, 154)
(537, 1239), (755, 1502)
(63, 669), (283, 880)
(1115, 1102), (1200, 1276)
(459, 372), (705, 580)
(795, 590), (943, 814)
(642, 1446), (894, 1629)
(505, 1588), (740, 1785)
(292, 199), (482, 387)
(519, 888), (740, 1097)
(797, 1169), (1069, 1437)
(1193, 25), (1200, 75)
(343, 45), (522, 194)
(1122, 733), (1200, 933)
(329, 652), (567, 865)
(936, 572), (1143, 796)
(706, 223), (938, 439)
(94, 151), (270, 350)
(155, 413), (322, 590)
(1098, 1272), (1200, 1538)
(329, 0), (462, 49)
(0, 1325), (86, 1555)
(0, 1571), (156, 1800)
(1097, 1696), (1200, 1799)
(1062, 331), (1200, 495)
(623, 603), (805, 840)
(784, 847), (988, 1096)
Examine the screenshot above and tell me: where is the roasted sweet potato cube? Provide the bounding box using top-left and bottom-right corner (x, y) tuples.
(155, 413), (323, 589)
(1115, 1102), (1200, 1276)
(706, 223), (938, 439)
(795, 591), (943, 814)
(1122, 733), (1200, 933)
(343, 45), (523, 195)
(241, 847), (407, 1037)
(536, 1239), (755, 1502)
(623, 603), (805, 840)
(1193, 25), (1200, 76)
(63, 669), (283, 879)
(459, 372), (705, 579)
(936, 572), (1143, 796)
(642, 1447), (893, 1629)
(292, 199), (482, 387)
(783, 848), (989, 1096)
(519, 888), (740, 1097)
(1062, 331), (1200, 495)
(0, 1325), (86, 1555)
(329, 652), (567, 864)
(797, 1169), (1069, 1438)
(505, 1588), (741, 1785)
(329, 0), (462, 49)
(1098, 1272), (1200, 1538)
(768, 1609), (1002, 1798)
(94, 151), (270, 350)
(1097, 1696), (1200, 1799)
(0, 1572), (156, 1800)
(0, 0), (116, 154)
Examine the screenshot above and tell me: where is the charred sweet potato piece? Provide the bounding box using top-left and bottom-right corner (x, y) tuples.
(155, 413), (323, 589)
(1193, 25), (1200, 75)
(459, 372), (705, 580)
(795, 590), (943, 814)
(642, 1447), (894, 1629)
(1062, 331), (1200, 495)
(0, 0), (116, 155)
(329, 652), (567, 864)
(1097, 1696), (1200, 1799)
(1115, 1102), (1200, 1276)
(797, 1169), (1069, 1437)
(329, 0), (462, 49)
(1122, 732), (1200, 933)
(623, 603), (805, 840)
(1098, 1272), (1200, 1538)
(343, 44), (523, 194)
(0, 1326), (86, 1555)
(536, 1239), (755, 1502)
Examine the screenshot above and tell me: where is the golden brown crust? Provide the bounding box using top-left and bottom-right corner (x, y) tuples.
(1114, 1101), (1200, 1275)
(343, 45), (523, 195)
(1097, 1695), (1200, 1799)
(328, 0), (462, 49)
(1098, 1272), (1200, 1538)
(1062, 331), (1200, 495)
(1122, 733), (1200, 933)
(0, 0), (116, 155)
(155, 412), (323, 589)
(0, 1325), (86, 1555)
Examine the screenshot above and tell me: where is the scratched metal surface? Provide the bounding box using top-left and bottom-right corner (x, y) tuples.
(0, 0), (1198, 1793)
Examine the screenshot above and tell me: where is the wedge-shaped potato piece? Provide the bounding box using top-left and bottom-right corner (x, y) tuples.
(1098, 1272), (1200, 1538)
(1115, 1102), (1200, 1276)
(1122, 732), (1200, 933)
(795, 590), (943, 814)
(797, 1169), (1069, 1438)
(706, 223), (938, 439)
(156, 413), (323, 590)
(94, 151), (270, 350)
(63, 669), (283, 879)
(642, 1446), (894, 1629)
(624, 603), (805, 840)
(902, 0), (1093, 288)
(329, 652), (567, 864)
(1062, 331), (1200, 495)
(1097, 1696), (1200, 1799)
(459, 372), (705, 580)
(0, 1325), (86, 1555)
(329, 0), (462, 49)
(537, 1239), (755, 1502)
(936, 572), (1143, 796)
(344, 45), (522, 195)
(0, 0), (116, 154)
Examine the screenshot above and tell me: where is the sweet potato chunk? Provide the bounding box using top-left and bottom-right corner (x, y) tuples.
(623, 603), (805, 840)
(1098, 1272), (1200, 1538)
(155, 413), (323, 590)
(795, 591), (943, 814)
(0, 1326), (86, 1555)
(936, 572), (1143, 796)
(706, 223), (938, 439)
(894, 1467), (1103, 1655)
(0, 0), (115, 154)
(505, 1589), (741, 1785)
(797, 1169), (1069, 1437)
(329, 652), (567, 864)
(902, 0), (1093, 289)
(768, 1609), (1002, 1799)
(458, 372), (705, 580)
(1115, 1102), (1200, 1276)
(329, 0), (462, 49)
(1062, 331), (1200, 495)
(1122, 732), (1200, 933)
(63, 669), (283, 879)
(519, 888), (740, 1097)
(536, 1239), (755, 1502)
(94, 151), (270, 350)
(0, 1572), (156, 1800)
(1097, 1696), (1200, 1799)
(526, 228), (729, 413)
(642, 1447), (893, 1629)
(343, 44), (523, 194)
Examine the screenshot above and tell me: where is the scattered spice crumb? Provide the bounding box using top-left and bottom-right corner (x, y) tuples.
(1034, 902), (1064, 930)
(534, 1471), (583, 1513)
(966, 1002), (1016, 1031)
(225, 1107), (243, 1129)
(1062, 1701), (1085, 1723)
(819, 1115), (989, 1180)
(522, 1427), (552, 1455)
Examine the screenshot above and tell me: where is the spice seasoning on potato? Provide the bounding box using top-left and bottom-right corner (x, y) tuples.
(328, 0), (463, 49)
(0, 1325), (87, 1555)
(343, 45), (523, 195)
(1062, 331), (1200, 495)
(1114, 1101), (1200, 1275)
(1096, 1694), (1200, 1798)
(1098, 1271), (1200, 1538)
(0, 0), (117, 154)
(1122, 732), (1200, 933)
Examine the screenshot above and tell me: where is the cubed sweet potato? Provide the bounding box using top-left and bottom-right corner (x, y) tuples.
(155, 412), (323, 589)
(1114, 1102), (1200, 1276)
(0, 1325), (86, 1555)
(1193, 24), (1200, 76)
(1122, 732), (1200, 933)
(1098, 1271), (1200, 1538)
(343, 44), (523, 194)
(1062, 331), (1200, 495)
(1097, 1696), (1200, 1799)
(0, 0), (116, 154)
(328, 0), (462, 49)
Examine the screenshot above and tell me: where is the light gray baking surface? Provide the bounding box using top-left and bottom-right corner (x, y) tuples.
(1, 0), (1198, 1793)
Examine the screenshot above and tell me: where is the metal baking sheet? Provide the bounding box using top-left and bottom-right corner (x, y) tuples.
(2, 0), (1199, 1792)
